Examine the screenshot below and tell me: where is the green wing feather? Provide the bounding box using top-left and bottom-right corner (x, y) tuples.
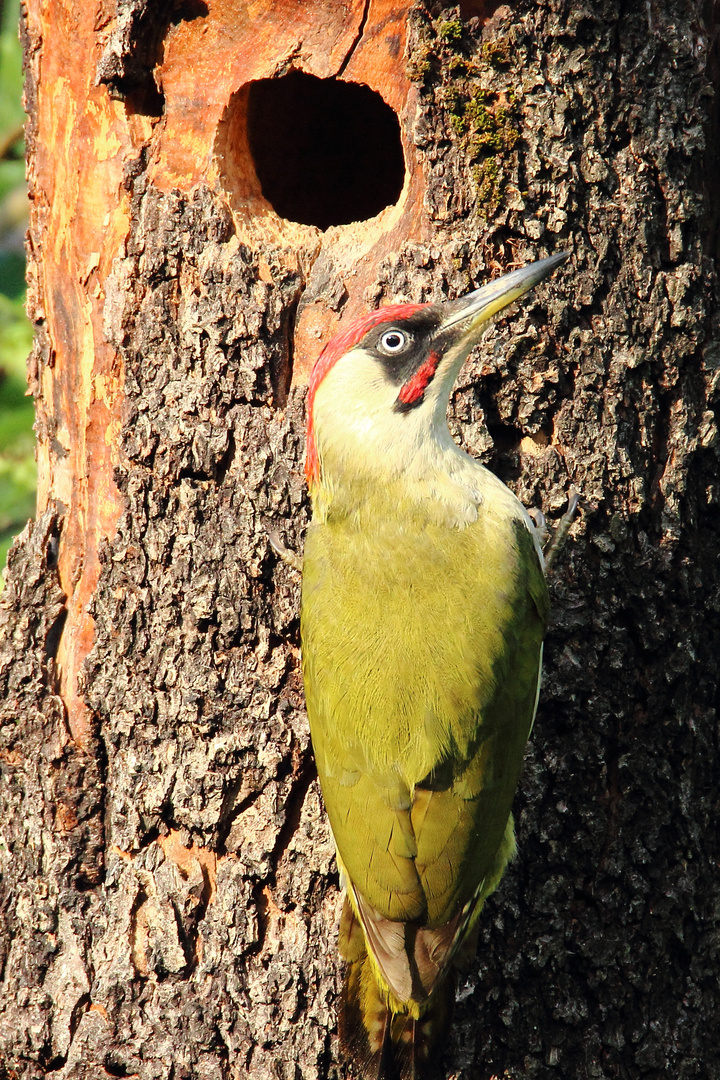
(301, 497), (547, 1009)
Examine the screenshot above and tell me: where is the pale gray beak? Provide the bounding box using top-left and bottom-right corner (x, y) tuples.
(439, 252), (570, 339)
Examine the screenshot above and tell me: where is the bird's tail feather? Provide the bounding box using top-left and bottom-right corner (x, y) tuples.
(339, 898), (454, 1080)
(389, 989), (455, 1080)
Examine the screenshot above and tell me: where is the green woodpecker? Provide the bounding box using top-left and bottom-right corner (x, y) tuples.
(300, 253), (569, 1079)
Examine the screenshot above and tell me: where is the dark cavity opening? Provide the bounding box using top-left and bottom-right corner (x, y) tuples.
(247, 71), (405, 230)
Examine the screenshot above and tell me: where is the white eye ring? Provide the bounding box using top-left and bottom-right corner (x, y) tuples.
(379, 329), (409, 354)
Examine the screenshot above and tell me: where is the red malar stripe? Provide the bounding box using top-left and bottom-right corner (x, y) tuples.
(305, 302), (427, 486)
(396, 350), (440, 407)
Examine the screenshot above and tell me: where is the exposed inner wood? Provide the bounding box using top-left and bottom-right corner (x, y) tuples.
(28, 2), (140, 742)
(33, 0), (422, 741)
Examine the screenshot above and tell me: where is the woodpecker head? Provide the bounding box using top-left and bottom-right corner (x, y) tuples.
(306, 252), (569, 491)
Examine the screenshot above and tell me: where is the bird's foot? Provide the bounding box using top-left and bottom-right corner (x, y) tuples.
(268, 529), (303, 573)
(543, 487), (581, 573)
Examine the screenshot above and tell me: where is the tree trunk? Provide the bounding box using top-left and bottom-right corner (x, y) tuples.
(1, 1), (718, 1078)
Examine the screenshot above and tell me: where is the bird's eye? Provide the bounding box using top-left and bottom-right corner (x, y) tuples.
(379, 329), (409, 354)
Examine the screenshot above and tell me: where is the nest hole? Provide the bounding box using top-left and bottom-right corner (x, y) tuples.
(245, 71), (405, 230)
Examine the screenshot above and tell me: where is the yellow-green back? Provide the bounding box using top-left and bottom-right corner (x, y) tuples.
(301, 475), (547, 936)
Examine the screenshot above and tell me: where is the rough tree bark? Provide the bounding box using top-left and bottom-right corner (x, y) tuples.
(1, 1), (718, 1078)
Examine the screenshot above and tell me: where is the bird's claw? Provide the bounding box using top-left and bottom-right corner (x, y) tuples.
(543, 487), (581, 573)
(528, 507), (549, 547)
(268, 529), (303, 573)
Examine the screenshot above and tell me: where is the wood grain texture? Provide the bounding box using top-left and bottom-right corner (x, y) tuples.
(1, 0), (719, 1078)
